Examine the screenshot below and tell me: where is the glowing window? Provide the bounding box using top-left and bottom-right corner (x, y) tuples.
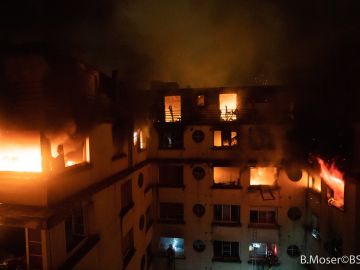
(250, 167), (277, 185)
(133, 131), (138, 146)
(249, 243), (278, 261)
(219, 93), (237, 121)
(309, 175), (321, 192)
(196, 95), (205, 107)
(0, 130), (42, 172)
(165, 96), (181, 122)
(159, 237), (184, 258)
(213, 167), (240, 185)
(213, 130), (238, 147)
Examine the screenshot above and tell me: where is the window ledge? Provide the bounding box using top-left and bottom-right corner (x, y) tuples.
(158, 184), (185, 189)
(211, 146), (240, 150)
(248, 223), (280, 230)
(212, 257), (241, 263)
(119, 202), (135, 218)
(211, 184), (242, 189)
(123, 248), (136, 269)
(247, 185), (280, 192)
(158, 219), (185, 225)
(212, 221), (242, 227)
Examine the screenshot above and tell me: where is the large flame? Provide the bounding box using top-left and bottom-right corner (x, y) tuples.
(0, 131), (42, 172)
(316, 157), (344, 208)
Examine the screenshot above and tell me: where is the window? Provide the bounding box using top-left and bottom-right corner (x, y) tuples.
(213, 240), (239, 260)
(192, 166), (205, 180)
(311, 214), (320, 240)
(159, 203), (184, 223)
(248, 127), (274, 150)
(196, 95), (205, 107)
(249, 243), (278, 262)
(213, 167), (240, 186)
(287, 245), (301, 257)
(309, 175), (321, 192)
(146, 205), (154, 231)
(158, 127), (183, 149)
(139, 130), (146, 150)
(165, 96), (181, 122)
(213, 130), (238, 147)
(250, 167), (277, 185)
(28, 229), (43, 269)
(192, 130), (205, 143)
(159, 237), (185, 258)
(122, 228), (135, 265)
(219, 93), (237, 121)
(65, 208), (86, 252)
(250, 209), (276, 225)
(121, 179), (133, 214)
(214, 205), (240, 223)
(159, 165), (183, 187)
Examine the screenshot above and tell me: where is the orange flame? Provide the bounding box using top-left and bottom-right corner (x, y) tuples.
(316, 157), (344, 208)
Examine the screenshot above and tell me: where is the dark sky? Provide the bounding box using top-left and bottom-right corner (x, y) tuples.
(0, 0), (358, 88)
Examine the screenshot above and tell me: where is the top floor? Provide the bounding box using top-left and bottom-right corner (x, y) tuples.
(147, 84), (293, 125)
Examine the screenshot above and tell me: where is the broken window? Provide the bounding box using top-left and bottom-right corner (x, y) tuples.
(249, 243), (278, 262)
(250, 167), (277, 186)
(159, 203), (184, 222)
(158, 127), (183, 149)
(214, 205), (240, 223)
(250, 209), (276, 225)
(219, 93), (237, 121)
(196, 95), (205, 107)
(213, 130), (238, 147)
(165, 96), (181, 122)
(159, 237), (184, 258)
(159, 165), (183, 187)
(213, 167), (240, 186)
(213, 240), (239, 259)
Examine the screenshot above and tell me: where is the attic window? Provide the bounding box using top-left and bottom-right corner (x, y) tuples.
(219, 93), (237, 121)
(165, 96), (181, 122)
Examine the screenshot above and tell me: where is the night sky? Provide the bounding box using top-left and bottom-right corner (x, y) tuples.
(0, 0), (359, 162)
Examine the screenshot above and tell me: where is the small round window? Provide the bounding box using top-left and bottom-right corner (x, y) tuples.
(287, 207), (302, 221)
(286, 166), (302, 182)
(193, 204), (205, 217)
(193, 240), (206, 252)
(139, 214), (145, 230)
(192, 166), (205, 180)
(192, 130), (205, 143)
(138, 173), (144, 188)
(287, 245), (301, 257)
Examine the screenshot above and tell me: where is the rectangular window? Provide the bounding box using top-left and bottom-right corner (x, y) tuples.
(122, 228), (134, 262)
(121, 179), (133, 212)
(219, 93), (237, 121)
(250, 167), (277, 185)
(159, 165), (183, 187)
(158, 127), (184, 149)
(165, 96), (181, 122)
(213, 240), (239, 259)
(250, 209), (276, 225)
(65, 208), (86, 252)
(159, 203), (184, 223)
(213, 130), (238, 147)
(249, 243), (278, 261)
(146, 204), (154, 230)
(213, 167), (240, 186)
(159, 237), (185, 258)
(28, 228), (43, 269)
(196, 95), (205, 107)
(214, 205), (240, 223)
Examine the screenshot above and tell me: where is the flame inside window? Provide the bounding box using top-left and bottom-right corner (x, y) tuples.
(0, 130), (42, 172)
(250, 167), (277, 185)
(219, 93), (237, 121)
(316, 158), (344, 209)
(214, 167), (240, 185)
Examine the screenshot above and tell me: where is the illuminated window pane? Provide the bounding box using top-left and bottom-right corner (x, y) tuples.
(214, 131), (222, 147)
(139, 130), (146, 149)
(214, 167), (240, 185)
(250, 167), (277, 185)
(165, 96), (181, 122)
(196, 95), (205, 107)
(219, 93), (237, 121)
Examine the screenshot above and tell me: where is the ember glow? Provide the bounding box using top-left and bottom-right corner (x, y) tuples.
(250, 167), (277, 185)
(0, 130), (42, 172)
(316, 157), (345, 208)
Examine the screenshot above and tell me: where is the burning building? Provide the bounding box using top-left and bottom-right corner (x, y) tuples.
(0, 49), (359, 270)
